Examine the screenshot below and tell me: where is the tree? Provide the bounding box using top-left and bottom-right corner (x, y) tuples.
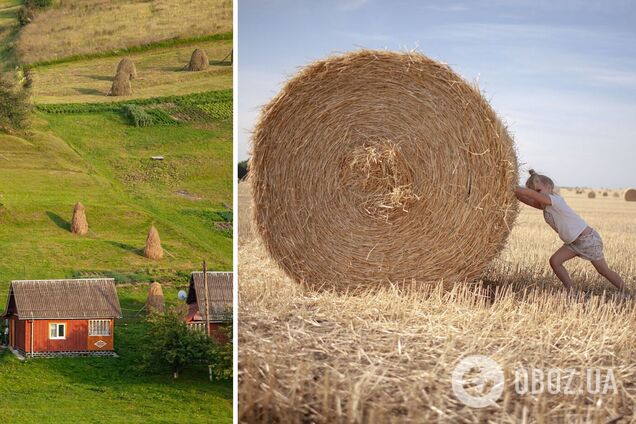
(142, 308), (215, 379)
(238, 160), (249, 180)
(0, 74), (31, 131)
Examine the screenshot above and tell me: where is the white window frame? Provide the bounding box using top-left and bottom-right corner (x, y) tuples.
(49, 323), (66, 340)
(89, 320), (110, 336)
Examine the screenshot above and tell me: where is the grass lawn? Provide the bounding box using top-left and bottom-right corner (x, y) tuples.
(32, 38), (233, 104)
(0, 110), (232, 298)
(0, 284), (232, 423)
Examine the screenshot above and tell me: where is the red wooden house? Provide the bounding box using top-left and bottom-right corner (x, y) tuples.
(3, 278), (122, 357)
(186, 272), (232, 342)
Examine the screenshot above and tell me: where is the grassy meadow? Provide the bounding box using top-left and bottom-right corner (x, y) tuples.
(0, 284), (232, 423)
(238, 182), (636, 423)
(16, 0), (232, 65)
(1, 1), (233, 421)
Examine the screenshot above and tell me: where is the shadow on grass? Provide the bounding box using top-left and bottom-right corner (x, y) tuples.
(75, 87), (105, 96)
(106, 240), (144, 257)
(87, 74), (113, 81)
(46, 211), (70, 231)
(161, 66), (185, 72)
(210, 60), (232, 67)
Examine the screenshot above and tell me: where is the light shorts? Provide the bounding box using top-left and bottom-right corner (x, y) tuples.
(565, 228), (604, 262)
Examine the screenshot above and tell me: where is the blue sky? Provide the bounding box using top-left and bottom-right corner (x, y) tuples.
(238, 0), (636, 188)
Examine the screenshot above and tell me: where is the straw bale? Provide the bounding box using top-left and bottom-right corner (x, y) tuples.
(108, 71), (132, 96)
(625, 188), (636, 202)
(187, 48), (209, 71)
(588, 191), (596, 199)
(250, 50), (519, 289)
(116, 57), (137, 80)
(70, 202), (88, 235)
(144, 225), (163, 260)
(146, 282), (165, 313)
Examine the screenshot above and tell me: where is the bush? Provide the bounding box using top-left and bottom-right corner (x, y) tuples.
(141, 307), (217, 379)
(209, 324), (232, 380)
(17, 6), (35, 25)
(0, 75), (31, 131)
(26, 0), (53, 8)
(238, 160), (249, 180)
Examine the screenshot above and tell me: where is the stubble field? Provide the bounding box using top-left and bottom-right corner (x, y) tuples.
(238, 182), (636, 423)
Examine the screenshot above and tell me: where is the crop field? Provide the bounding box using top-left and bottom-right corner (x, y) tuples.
(0, 283), (232, 423)
(238, 182), (636, 423)
(16, 0), (232, 65)
(31, 37), (233, 104)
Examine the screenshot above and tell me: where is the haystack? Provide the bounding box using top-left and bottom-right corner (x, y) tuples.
(588, 191), (596, 199)
(108, 71), (132, 96)
(187, 48), (209, 71)
(145, 282), (165, 313)
(116, 57), (137, 80)
(70, 202), (88, 235)
(602, 191), (608, 197)
(250, 50), (519, 289)
(625, 188), (636, 202)
(144, 225), (163, 260)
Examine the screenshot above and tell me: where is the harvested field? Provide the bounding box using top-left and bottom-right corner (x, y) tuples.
(238, 182), (636, 422)
(16, 0), (232, 65)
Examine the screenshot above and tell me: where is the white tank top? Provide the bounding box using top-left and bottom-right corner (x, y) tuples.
(543, 194), (588, 244)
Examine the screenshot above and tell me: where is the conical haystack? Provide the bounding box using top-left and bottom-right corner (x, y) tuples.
(70, 202), (88, 235)
(187, 48), (209, 71)
(624, 188), (636, 202)
(116, 57), (137, 80)
(145, 282), (165, 313)
(108, 71), (132, 96)
(588, 191), (596, 199)
(144, 225), (163, 260)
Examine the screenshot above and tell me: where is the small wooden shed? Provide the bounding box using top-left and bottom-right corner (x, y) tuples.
(2, 278), (122, 357)
(185, 272), (232, 342)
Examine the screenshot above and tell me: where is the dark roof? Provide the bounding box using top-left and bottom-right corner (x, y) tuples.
(3, 279), (122, 320)
(188, 272), (232, 322)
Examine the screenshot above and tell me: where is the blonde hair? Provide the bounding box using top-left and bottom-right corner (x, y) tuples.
(525, 169), (554, 190)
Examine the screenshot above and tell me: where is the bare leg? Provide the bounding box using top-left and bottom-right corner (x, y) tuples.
(591, 258), (626, 292)
(549, 246), (578, 291)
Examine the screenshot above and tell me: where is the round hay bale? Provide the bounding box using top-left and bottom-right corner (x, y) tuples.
(70, 202), (88, 235)
(146, 282), (165, 313)
(250, 50), (519, 290)
(144, 225), (163, 260)
(108, 71), (132, 96)
(602, 191), (608, 197)
(625, 188), (636, 202)
(116, 57), (137, 80)
(588, 191), (596, 199)
(187, 48), (209, 71)
(613, 192), (620, 198)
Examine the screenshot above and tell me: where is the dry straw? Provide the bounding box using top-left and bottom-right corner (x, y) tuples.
(145, 282), (165, 313)
(625, 188), (636, 202)
(187, 48), (209, 71)
(116, 57), (137, 80)
(70, 202), (88, 235)
(250, 50), (519, 289)
(588, 191), (596, 199)
(108, 71), (132, 96)
(144, 225), (163, 260)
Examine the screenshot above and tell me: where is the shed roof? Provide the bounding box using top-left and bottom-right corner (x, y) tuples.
(187, 272), (232, 322)
(3, 278), (122, 320)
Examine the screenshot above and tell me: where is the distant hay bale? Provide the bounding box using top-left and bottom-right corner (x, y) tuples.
(588, 191), (596, 199)
(625, 188), (636, 202)
(108, 71), (132, 96)
(602, 191), (608, 197)
(250, 50), (519, 290)
(70, 202), (88, 235)
(116, 57), (137, 80)
(187, 48), (209, 71)
(145, 282), (165, 313)
(613, 192), (620, 198)
(144, 225), (163, 260)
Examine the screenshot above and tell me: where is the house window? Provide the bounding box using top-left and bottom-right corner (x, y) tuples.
(49, 323), (66, 340)
(89, 320), (110, 336)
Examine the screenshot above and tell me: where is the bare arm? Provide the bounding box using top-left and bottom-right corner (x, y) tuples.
(514, 187), (552, 209)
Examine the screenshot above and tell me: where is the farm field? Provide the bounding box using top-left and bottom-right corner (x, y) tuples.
(0, 283), (232, 423)
(16, 0), (232, 65)
(238, 182), (636, 422)
(31, 37), (232, 104)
